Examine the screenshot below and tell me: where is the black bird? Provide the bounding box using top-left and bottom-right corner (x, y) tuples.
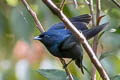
(34, 14), (108, 74)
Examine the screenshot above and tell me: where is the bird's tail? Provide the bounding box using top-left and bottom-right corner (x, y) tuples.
(83, 22), (109, 40)
(75, 58), (84, 74)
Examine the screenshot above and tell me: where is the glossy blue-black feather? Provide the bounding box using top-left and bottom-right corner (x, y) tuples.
(48, 14), (91, 31)
(35, 14), (108, 74)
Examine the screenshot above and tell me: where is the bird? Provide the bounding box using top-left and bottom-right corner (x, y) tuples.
(34, 14), (108, 74)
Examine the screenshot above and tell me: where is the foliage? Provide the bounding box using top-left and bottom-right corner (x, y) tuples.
(37, 69), (79, 80)
(0, 0), (120, 80)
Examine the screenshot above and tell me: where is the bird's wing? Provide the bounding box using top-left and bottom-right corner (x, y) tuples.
(69, 14), (91, 24)
(48, 14), (91, 31)
(58, 22), (108, 46)
(59, 35), (83, 59)
(59, 35), (78, 50)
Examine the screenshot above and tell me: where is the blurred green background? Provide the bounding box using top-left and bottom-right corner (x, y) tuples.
(0, 0), (120, 80)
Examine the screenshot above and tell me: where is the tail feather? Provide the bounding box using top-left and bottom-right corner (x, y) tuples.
(83, 22), (109, 40)
(75, 58), (84, 74)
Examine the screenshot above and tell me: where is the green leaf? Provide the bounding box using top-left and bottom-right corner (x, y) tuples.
(100, 31), (120, 51)
(109, 8), (120, 19)
(111, 75), (120, 80)
(37, 69), (79, 80)
(99, 47), (120, 61)
(31, 70), (47, 80)
(99, 50), (118, 61)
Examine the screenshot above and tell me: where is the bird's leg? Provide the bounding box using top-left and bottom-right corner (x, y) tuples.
(63, 59), (73, 68)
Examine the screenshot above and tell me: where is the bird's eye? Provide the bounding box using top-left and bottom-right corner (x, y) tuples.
(40, 34), (44, 38)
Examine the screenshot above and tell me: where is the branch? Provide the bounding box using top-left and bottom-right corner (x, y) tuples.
(93, 0), (101, 55)
(21, 0), (74, 80)
(60, 0), (78, 10)
(57, 1), (87, 6)
(96, 0), (101, 21)
(60, 0), (66, 10)
(59, 58), (74, 80)
(85, 0), (96, 79)
(112, 0), (120, 8)
(21, 0), (45, 33)
(85, 0), (95, 27)
(73, 0), (78, 8)
(92, 0), (101, 79)
(42, 0), (110, 80)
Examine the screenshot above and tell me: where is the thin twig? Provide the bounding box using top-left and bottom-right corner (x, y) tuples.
(21, 0), (45, 33)
(60, 0), (78, 10)
(96, 0), (101, 21)
(59, 58), (74, 80)
(112, 0), (120, 8)
(21, 0), (74, 80)
(85, 0), (96, 79)
(91, 0), (101, 79)
(42, 0), (110, 80)
(57, 1), (86, 6)
(73, 0), (78, 8)
(91, 66), (96, 80)
(60, 0), (66, 10)
(90, 0), (96, 80)
(85, 0), (95, 27)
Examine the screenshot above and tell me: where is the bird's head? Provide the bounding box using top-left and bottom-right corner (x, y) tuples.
(34, 32), (60, 48)
(34, 30), (70, 48)
(34, 33), (46, 42)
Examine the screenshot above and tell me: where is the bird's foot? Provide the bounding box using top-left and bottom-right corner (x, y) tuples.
(63, 59), (73, 69)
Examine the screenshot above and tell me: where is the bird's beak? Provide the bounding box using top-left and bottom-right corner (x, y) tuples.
(34, 36), (42, 40)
